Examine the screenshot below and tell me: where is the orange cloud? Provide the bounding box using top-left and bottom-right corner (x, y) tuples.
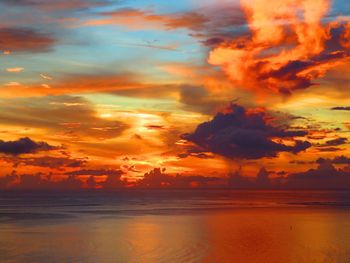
(208, 0), (350, 96)
(6, 67), (24, 73)
(0, 73), (144, 97)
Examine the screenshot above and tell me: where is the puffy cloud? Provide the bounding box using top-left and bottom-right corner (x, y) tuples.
(0, 28), (55, 53)
(182, 104), (311, 159)
(0, 137), (57, 155)
(208, 0), (350, 95)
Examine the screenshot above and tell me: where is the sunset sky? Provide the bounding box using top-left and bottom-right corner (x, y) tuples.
(1, 0), (350, 189)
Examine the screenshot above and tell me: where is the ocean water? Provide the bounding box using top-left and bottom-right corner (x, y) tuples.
(1, 190), (350, 263)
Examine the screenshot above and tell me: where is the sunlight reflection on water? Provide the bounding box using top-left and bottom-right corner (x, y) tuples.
(1, 190), (350, 263)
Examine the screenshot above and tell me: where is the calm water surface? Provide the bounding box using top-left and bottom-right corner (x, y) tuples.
(1, 190), (350, 263)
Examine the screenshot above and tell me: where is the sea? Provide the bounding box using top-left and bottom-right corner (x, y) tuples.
(1, 189), (350, 263)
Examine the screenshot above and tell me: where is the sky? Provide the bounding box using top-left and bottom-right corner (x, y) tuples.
(1, 0), (350, 189)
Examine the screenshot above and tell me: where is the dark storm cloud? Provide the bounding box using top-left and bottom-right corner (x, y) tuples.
(0, 137), (57, 155)
(0, 28), (56, 52)
(182, 104), (311, 160)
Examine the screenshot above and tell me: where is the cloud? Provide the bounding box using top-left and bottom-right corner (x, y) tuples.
(65, 169), (126, 189)
(81, 8), (208, 31)
(0, 95), (129, 140)
(3, 156), (88, 169)
(6, 67), (24, 73)
(182, 104), (311, 159)
(0, 169), (126, 190)
(137, 168), (223, 188)
(227, 168), (275, 189)
(0, 28), (56, 52)
(0, 172), (82, 190)
(1, 0), (110, 11)
(285, 161), (350, 189)
(81, 3), (248, 43)
(227, 162), (350, 189)
(323, 137), (348, 146)
(208, 0), (350, 95)
(331, 106), (350, 111)
(316, 147), (342, 152)
(100, 174), (125, 189)
(179, 85), (229, 114)
(333, 156), (350, 164)
(0, 73), (143, 97)
(0, 137), (57, 155)
(317, 155), (350, 165)
(65, 169), (123, 176)
(16, 173), (83, 190)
